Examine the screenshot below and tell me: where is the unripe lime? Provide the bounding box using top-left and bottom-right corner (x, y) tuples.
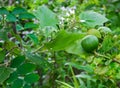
(81, 35), (99, 52)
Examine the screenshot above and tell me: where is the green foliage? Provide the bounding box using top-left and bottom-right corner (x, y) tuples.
(0, 66), (14, 84)
(24, 73), (40, 84)
(46, 30), (85, 51)
(0, 0), (120, 88)
(0, 50), (5, 62)
(79, 11), (108, 27)
(34, 5), (58, 28)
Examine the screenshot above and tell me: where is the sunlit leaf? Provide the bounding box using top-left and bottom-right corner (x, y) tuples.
(65, 39), (86, 55)
(46, 30), (85, 51)
(95, 66), (108, 75)
(87, 29), (101, 38)
(34, 5), (58, 28)
(80, 11), (108, 27)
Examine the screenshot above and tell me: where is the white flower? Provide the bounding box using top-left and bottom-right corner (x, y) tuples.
(61, 6), (66, 11)
(66, 12), (70, 16)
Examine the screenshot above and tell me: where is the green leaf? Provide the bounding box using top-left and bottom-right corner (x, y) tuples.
(27, 33), (39, 45)
(26, 53), (49, 67)
(66, 62), (93, 73)
(99, 35), (113, 53)
(23, 84), (32, 88)
(24, 22), (38, 29)
(0, 66), (14, 84)
(11, 78), (23, 88)
(10, 56), (25, 68)
(19, 12), (35, 19)
(46, 30), (85, 51)
(78, 78), (86, 88)
(6, 71), (18, 84)
(6, 13), (17, 22)
(17, 63), (36, 75)
(65, 39), (86, 55)
(12, 7), (27, 15)
(16, 24), (24, 31)
(95, 66), (108, 75)
(24, 73), (40, 84)
(70, 66), (79, 88)
(34, 5), (58, 28)
(0, 50), (5, 62)
(80, 11), (108, 27)
(56, 80), (74, 88)
(0, 30), (8, 40)
(98, 26), (112, 34)
(116, 72), (120, 79)
(41, 26), (57, 37)
(4, 41), (21, 55)
(0, 7), (9, 15)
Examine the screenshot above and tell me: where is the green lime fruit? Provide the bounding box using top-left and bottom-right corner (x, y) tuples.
(81, 35), (99, 52)
(98, 27), (112, 34)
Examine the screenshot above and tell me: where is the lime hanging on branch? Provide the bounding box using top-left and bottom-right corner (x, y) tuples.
(81, 35), (99, 52)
